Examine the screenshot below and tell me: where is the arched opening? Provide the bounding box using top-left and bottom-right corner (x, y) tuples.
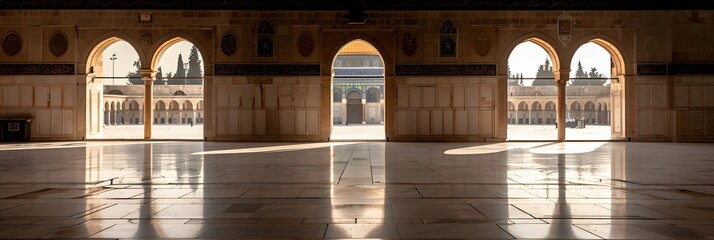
(85, 37), (143, 139)
(346, 91), (363, 124)
(507, 39), (559, 140)
(151, 38), (204, 139)
(331, 40), (385, 140)
(567, 41), (616, 139)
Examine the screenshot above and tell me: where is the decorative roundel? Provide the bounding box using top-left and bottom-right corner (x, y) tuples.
(297, 31), (314, 57)
(402, 32), (417, 57)
(49, 31), (69, 57)
(221, 32), (237, 56)
(2, 31), (22, 56)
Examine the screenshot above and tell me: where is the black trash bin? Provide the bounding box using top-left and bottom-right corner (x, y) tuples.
(0, 119), (32, 142)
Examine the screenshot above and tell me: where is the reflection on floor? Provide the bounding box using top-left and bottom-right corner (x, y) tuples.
(0, 141), (712, 239)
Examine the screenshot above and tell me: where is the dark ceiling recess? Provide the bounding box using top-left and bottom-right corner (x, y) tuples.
(0, 0), (712, 10)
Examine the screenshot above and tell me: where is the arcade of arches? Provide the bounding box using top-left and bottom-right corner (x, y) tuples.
(1, 9), (713, 142)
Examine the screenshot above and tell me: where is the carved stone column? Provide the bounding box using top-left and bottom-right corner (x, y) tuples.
(555, 70), (569, 141)
(141, 69), (156, 140)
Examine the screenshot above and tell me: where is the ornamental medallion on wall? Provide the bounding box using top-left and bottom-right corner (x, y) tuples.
(558, 12), (573, 46)
(49, 31), (69, 57)
(474, 31), (490, 56)
(2, 31), (22, 56)
(402, 32), (417, 57)
(297, 31), (314, 57)
(221, 32), (237, 56)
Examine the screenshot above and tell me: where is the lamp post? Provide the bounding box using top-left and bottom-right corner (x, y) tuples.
(110, 54), (117, 85)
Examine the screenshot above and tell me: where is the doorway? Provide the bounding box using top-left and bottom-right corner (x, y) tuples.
(330, 40), (385, 141)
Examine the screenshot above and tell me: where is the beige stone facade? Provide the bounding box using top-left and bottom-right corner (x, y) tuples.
(0, 9), (713, 141)
(102, 85), (204, 126)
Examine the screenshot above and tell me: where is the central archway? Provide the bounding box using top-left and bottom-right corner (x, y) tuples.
(150, 37), (205, 140)
(330, 40), (386, 141)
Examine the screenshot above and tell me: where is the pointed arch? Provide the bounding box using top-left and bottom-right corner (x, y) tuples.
(568, 33), (630, 76)
(518, 101), (528, 111)
(155, 101), (166, 110)
(325, 34), (393, 76)
(130, 101), (140, 110)
(532, 101), (542, 111)
(83, 31), (147, 75)
(584, 101), (596, 111)
(570, 101), (581, 111)
(501, 32), (563, 74)
(545, 101), (556, 111)
(169, 101), (180, 110)
(182, 100), (193, 110)
(149, 31), (210, 74)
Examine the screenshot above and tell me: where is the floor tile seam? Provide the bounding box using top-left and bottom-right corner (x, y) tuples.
(335, 145), (357, 185)
(72, 203), (118, 219)
(494, 223), (518, 239)
(593, 203), (686, 220)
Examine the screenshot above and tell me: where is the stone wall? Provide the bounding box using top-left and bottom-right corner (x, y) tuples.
(0, 10), (713, 141)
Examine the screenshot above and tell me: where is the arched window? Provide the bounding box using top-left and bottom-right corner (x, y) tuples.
(155, 101), (166, 110)
(257, 20), (274, 57)
(347, 91), (362, 100)
(585, 101), (596, 110)
(197, 100), (204, 110)
(130, 101), (140, 110)
(169, 101), (180, 110)
(518, 102), (528, 111)
(570, 102), (581, 111)
(545, 101), (556, 111)
(532, 102), (542, 111)
(366, 88), (380, 103)
(183, 100), (193, 110)
(333, 89), (342, 102)
(173, 90), (187, 96)
(508, 102), (515, 111)
(439, 19), (457, 57)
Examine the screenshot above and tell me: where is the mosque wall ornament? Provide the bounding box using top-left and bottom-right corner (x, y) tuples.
(557, 12), (572, 46)
(297, 31), (314, 57)
(474, 31), (490, 56)
(221, 32), (237, 56)
(402, 32), (417, 57)
(2, 31), (22, 56)
(49, 31), (69, 57)
(140, 32), (152, 46)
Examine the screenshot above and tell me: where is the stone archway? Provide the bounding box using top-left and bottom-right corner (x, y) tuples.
(322, 32), (394, 141)
(84, 33), (146, 139)
(567, 34), (631, 140)
(148, 34), (208, 139)
(502, 33), (563, 140)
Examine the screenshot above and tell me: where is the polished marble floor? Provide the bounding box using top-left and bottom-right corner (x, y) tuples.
(0, 141), (712, 239)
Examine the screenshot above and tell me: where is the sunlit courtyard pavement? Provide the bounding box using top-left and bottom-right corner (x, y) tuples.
(0, 141), (712, 239)
(87, 125), (204, 140)
(331, 124), (386, 141)
(508, 124), (612, 141)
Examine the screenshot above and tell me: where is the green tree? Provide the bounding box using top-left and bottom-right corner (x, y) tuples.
(169, 54), (186, 85)
(186, 46), (203, 85)
(155, 66), (166, 85)
(575, 61), (588, 78)
(127, 60), (143, 85)
(533, 58), (554, 86)
(589, 67), (604, 78)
